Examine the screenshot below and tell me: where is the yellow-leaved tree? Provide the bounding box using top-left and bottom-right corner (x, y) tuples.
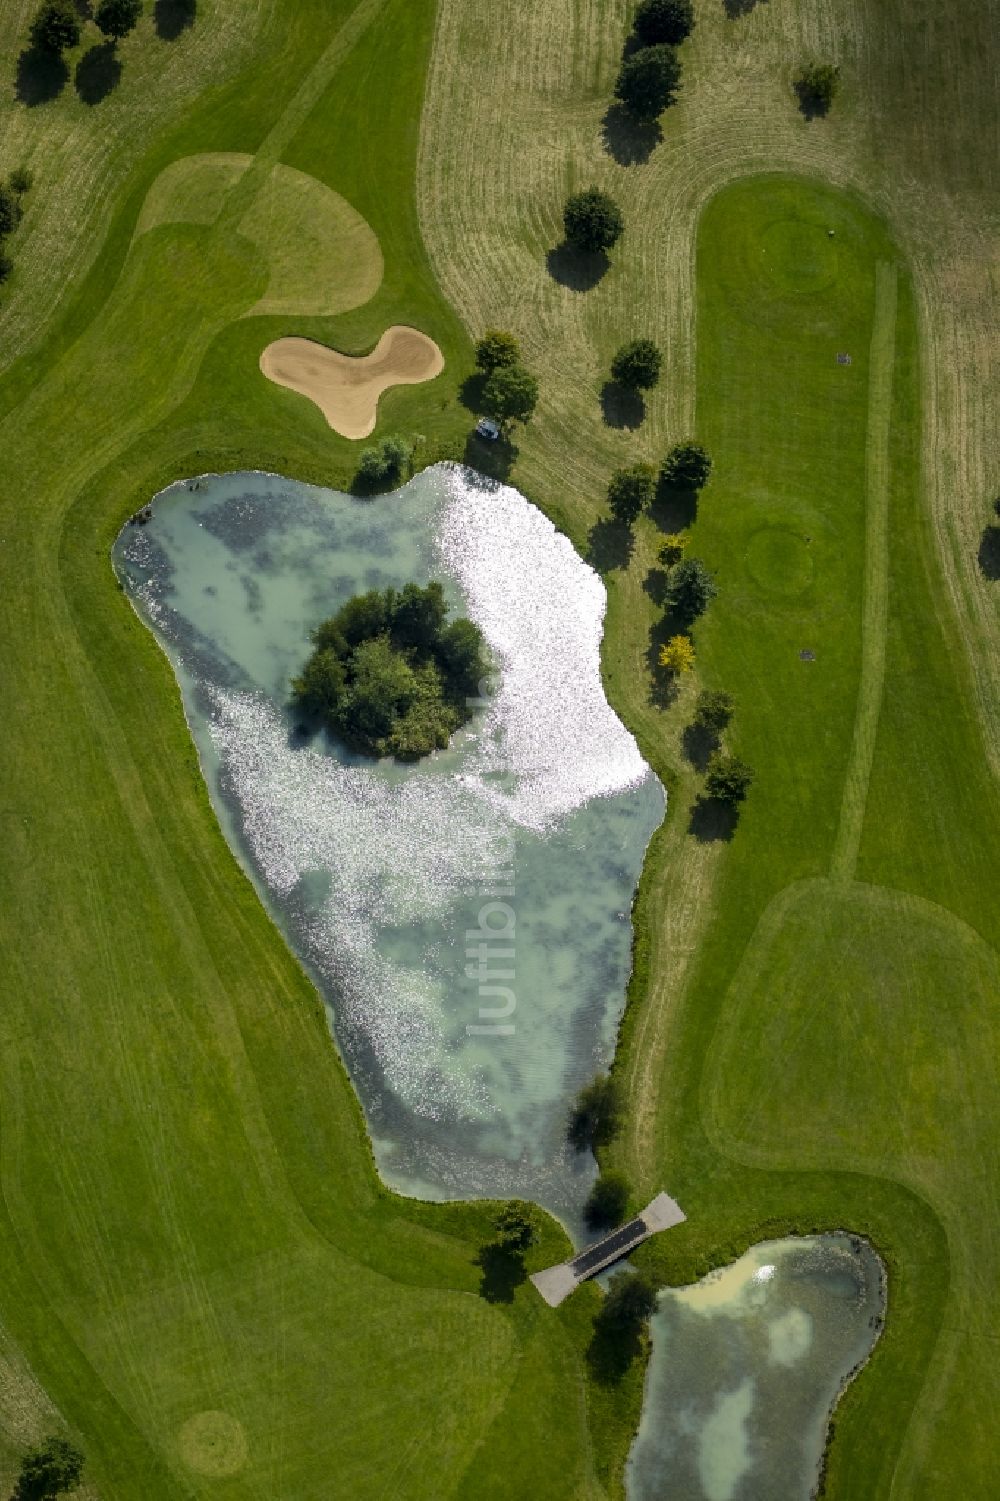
(659, 635), (695, 674)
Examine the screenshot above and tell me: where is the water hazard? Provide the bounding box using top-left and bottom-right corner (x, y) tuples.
(627, 1234), (885, 1501)
(114, 465), (664, 1221)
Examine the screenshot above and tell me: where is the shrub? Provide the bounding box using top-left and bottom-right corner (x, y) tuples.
(658, 533), (689, 567)
(705, 753), (755, 804)
(475, 329), (521, 373)
(797, 61), (840, 115)
(584, 1169), (630, 1229)
(693, 689), (735, 734)
(493, 1204), (536, 1254)
(481, 363), (538, 431)
(0, 185), (24, 237)
(610, 338), (662, 391)
(659, 634), (695, 674)
(292, 582), (488, 760)
(607, 463), (656, 524)
(29, 0), (82, 53)
(95, 0), (143, 41)
(661, 440), (712, 490)
(563, 187), (624, 255)
(664, 556), (717, 618)
(614, 45), (681, 120)
(568, 1074), (623, 1150)
(633, 0), (694, 46)
(9, 167), (34, 195)
(357, 434), (412, 485)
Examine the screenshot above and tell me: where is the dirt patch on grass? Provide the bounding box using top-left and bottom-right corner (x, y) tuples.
(260, 326), (444, 438)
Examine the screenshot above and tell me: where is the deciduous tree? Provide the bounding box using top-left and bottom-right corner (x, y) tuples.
(95, 0), (143, 42)
(474, 329), (521, 373)
(584, 1169), (630, 1229)
(705, 753), (755, 804)
(633, 0), (694, 46)
(661, 440), (712, 490)
(610, 338), (662, 391)
(563, 187), (624, 255)
(614, 45), (681, 121)
(659, 634), (695, 674)
(29, 0), (81, 54)
(481, 363), (539, 431)
(13, 1436), (84, 1500)
(607, 463), (656, 524)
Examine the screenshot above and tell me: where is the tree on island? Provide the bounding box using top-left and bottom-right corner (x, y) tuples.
(664, 557), (717, 619)
(568, 1074), (623, 1150)
(661, 440), (712, 490)
(607, 463), (656, 525)
(29, 0), (81, 53)
(481, 362), (538, 434)
(584, 1169), (630, 1229)
(610, 338), (662, 392)
(292, 582), (488, 760)
(614, 45), (682, 121)
(796, 61), (840, 116)
(13, 1436), (84, 1500)
(475, 329), (521, 373)
(633, 0), (694, 47)
(563, 187), (624, 255)
(659, 634), (695, 675)
(705, 752), (755, 805)
(95, 0), (143, 41)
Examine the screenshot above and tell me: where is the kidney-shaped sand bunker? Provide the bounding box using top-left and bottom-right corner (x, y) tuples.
(260, 327), (444, 439)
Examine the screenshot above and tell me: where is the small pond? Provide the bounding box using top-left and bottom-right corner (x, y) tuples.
(627, 1234), (885, 1501)
(114, 464), (664, 1224)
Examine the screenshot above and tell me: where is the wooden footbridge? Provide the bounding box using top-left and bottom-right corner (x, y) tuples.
(530, 1192), (686, 1307)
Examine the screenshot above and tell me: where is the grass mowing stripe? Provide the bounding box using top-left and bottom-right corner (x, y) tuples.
(831, 260), (899, 881)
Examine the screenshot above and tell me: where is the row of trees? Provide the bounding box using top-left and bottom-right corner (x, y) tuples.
(31, 0), (145, 53)
(0, 168), (34, 289)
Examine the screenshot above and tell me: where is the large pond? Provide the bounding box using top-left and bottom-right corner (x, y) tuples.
(627, 1234), (885, 1501)
(114, 464), (664, 1224)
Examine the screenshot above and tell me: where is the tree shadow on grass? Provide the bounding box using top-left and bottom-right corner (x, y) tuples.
(15, 47), (70, 106)
(464, 430), (516, 484)
(475, 1244), (526, 1304)
(458, 371), (487, 414)
(546, 242), (610, 292)
(586, 1319), (644, 1385)
(688, 795), (738, 842)
(587, 516), (635, 573)
(600, 381), (645, 431)
(649, 482), (698, 534)
(642, 567), (669, 607)
(724, 0), (768, 16)
(75, 41), (122, 105)
(154, 0), (197, 39)
(977, 523), (1000, 580)
(681, 721), (719, 772)
(601, 102), (662, 166)
(794, 80), (831, 120)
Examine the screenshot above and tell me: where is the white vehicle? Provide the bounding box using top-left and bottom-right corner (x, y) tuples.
(475, 417), (501, 441)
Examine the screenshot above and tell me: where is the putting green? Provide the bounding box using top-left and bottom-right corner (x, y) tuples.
(744, 525), (815, 598)
(760, 219), (839, 295)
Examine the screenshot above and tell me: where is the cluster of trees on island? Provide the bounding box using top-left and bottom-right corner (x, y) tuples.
(291, 581), (488, 760)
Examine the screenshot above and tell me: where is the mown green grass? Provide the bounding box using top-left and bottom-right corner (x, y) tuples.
(610, 175), (1000, 1497)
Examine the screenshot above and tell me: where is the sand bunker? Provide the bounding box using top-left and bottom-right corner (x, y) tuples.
(259, 327), (444, 439)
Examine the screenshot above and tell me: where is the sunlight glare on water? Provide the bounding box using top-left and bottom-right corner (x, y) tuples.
(114, 465), (664, 1222)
